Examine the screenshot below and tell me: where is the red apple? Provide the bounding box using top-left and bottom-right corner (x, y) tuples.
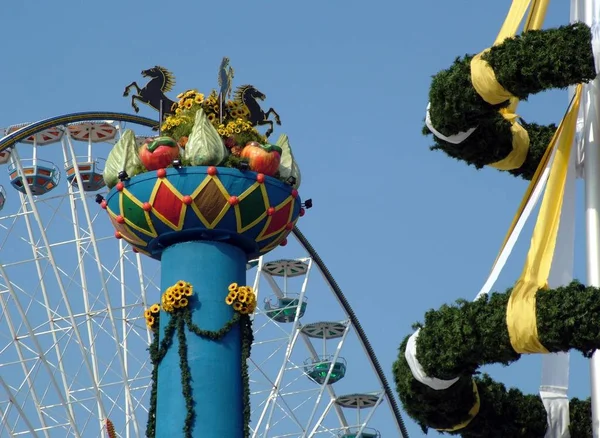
(240, 142), (282, 176)
(139, 136), (180, 171)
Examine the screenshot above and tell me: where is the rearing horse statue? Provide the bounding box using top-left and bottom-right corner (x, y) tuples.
(234, 85), (281, 138)
(123, 66), (176, 116)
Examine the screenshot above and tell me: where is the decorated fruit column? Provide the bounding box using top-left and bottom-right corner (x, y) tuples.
(102, 166), (302, 437)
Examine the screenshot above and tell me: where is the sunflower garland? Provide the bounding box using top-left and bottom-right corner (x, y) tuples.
(393, 281), (598, 437)
(145, 280), (254, 438)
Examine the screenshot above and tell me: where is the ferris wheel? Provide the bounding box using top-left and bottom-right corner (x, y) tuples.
(0, 114), (409, 438)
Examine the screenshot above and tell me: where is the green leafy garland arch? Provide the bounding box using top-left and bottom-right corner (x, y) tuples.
(394, 21), (600, 437)
(393, 282), (598, 437)
(425, 22), (596, 180)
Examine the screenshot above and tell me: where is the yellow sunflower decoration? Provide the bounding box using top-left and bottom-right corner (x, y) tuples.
(160, 86), (266, 147)
(144, 303), (161, 329)
(225, 283), (257, 315)
(162, 280), (193, 312)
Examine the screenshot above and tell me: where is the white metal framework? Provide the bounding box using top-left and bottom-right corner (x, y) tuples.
(0, 120), (398, 437)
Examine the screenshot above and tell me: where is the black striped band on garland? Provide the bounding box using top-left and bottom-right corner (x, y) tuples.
(393, 281), (597, 437)
(425, 22), (596, 180)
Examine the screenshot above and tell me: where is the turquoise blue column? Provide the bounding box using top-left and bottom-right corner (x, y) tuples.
(155, 240), (246, 437)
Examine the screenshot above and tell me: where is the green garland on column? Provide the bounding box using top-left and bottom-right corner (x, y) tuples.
(425, 22), (596, 180)
(177, 316), (195, 437)
(393, 281), (599, 437)
(240, 314), (254, 438)
(146, 312), (178, 438)
(146, 302), (252, 438)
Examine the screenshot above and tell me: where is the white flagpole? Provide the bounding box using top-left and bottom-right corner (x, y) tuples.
(577, 0), (600, 434)
(585, 80), (600, 437)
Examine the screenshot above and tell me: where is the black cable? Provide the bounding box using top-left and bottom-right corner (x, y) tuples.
(292, 227), (411, 438)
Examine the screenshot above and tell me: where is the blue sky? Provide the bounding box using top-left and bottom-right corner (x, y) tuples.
(0, 0), (593, 436)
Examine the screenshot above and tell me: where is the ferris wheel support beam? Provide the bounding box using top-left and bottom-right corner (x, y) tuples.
(15, 182), (78, 433)
(60, 136), (105, 434)
(0, 262), (80, 437)
(307, 398), (334, 436)
(10, 146), (108, 422)
(119, 239), (132, 438)
(0, 400), (16, 438)
(0, 376), (39, 437)
(63, 135), (142, 437)
(134, 249), (154, 345)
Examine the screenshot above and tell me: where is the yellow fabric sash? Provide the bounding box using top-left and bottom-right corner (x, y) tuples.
(506, 85), (582, 354)
(436, 381), (481, 432)
(470, 0), (550, 170)
(487, 114), (557, 273)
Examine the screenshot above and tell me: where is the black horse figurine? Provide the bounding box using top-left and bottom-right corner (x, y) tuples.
(123, 66), (176, 116)
(234, 85), (281, 138)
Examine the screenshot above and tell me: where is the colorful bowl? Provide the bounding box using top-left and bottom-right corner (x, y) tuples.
(103, 166), (302, 260)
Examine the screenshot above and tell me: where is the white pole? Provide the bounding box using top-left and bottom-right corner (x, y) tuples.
(576, 0), (600, 434)
(585, 91), (600, 437)
(586, 85), (600, 438)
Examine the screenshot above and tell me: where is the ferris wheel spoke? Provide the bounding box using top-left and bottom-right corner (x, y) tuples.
(263, 392), (308, 435)
(10, 148), (107, 435)
(0, 264), (76, 437)
(0, 203), (30, 251)
(306, 398), (336, 437)
(0, 377), (39, 437)
(61, 153), (106, 433)
(0, 400), (17, 438)
(64, 132), (143, 438)
(0, 282), (69, 438)
(14, 190), (87, 430)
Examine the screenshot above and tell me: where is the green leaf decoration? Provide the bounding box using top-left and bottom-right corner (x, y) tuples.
(104, 129), (145, 189)
(146, 303), (253, 438)
(426, 22), (596, 180)
(393, 281), (597, 437)
(276, 134), (301, 189)
(183, 108), (228, 166)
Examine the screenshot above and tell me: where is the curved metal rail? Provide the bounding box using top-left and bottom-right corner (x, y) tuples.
(292, 227), (410, 438)
(0, 112), (158, 151)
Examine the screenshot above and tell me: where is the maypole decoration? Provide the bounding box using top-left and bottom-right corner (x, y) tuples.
(424, 4), (595, 180)
(395, 1), (600, 437)
(103, 59), (305, 437)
